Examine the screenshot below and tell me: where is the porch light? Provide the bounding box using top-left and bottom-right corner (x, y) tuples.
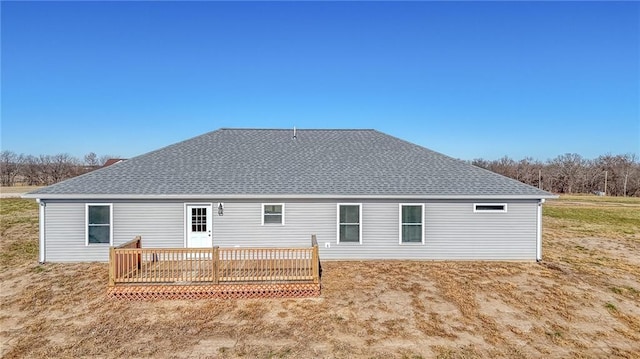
(218, 203), (224, 216)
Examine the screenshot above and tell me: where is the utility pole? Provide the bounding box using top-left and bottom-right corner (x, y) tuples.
(538, 169), (542, 190)
(604, 170), (608, 196)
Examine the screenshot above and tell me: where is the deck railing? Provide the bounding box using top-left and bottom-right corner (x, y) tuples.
(109, 236), (142, 286)
(108, 235), (320, 286)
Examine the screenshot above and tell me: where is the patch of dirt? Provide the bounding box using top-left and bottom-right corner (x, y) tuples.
(2, 249), (640, 358)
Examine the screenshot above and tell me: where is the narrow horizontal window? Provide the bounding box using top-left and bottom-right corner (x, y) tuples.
(474, 204), (507, 213)
(262, 204), (284, 225)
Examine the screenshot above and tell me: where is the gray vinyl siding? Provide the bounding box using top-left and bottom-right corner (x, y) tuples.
(45, 202), (94, 262)
(41, 198), (539, 262)
(317, 200), (537, 260)
(212, 201), (334, 248)
(424, 202), (536, 260)
(114, 202), (184, 248)
(213, 199), (538, 260)
(44, 201), (184, 262)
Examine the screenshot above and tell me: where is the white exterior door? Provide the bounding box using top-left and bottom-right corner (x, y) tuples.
(186, 204), (212, 248)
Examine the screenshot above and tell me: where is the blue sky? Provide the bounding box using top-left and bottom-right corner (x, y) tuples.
(2, 1), (638, 161)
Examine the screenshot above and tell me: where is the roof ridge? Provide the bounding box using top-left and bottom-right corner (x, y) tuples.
(219, 128), (376, 131)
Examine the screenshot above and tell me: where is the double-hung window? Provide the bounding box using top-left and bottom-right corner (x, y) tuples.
(262, 204), (284, 225)
(86, 204), (112, 245)
(337, 204), (361, 243)
(400, 204), (423, 244)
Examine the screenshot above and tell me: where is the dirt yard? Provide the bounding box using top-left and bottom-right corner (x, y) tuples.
(1, 197), (639, 358)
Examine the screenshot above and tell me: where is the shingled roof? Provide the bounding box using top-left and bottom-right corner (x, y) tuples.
(25, 129), (554, 199)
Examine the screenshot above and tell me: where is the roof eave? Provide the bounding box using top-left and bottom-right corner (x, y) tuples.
(22, 193), (559, 200)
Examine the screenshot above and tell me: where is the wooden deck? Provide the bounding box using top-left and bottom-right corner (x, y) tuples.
(107, 236), (321, 300)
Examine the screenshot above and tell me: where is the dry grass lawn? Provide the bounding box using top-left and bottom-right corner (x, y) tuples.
(0, 186), (42, 198)
(1, 196), (639, 358)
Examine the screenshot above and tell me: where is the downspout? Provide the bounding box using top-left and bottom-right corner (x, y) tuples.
(37, 199), (46, 264)
(536, 199), (545, 262)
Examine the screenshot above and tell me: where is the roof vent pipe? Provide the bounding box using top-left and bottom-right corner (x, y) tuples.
(293, 126), (297, 139)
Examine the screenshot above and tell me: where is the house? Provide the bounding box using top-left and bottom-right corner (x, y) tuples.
(101, 158), (126, 167)
(24, 128), (556, 263)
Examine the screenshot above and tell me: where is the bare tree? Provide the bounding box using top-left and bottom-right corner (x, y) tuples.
(50, 154), (80, 184)
(0, 151), (19, 186)
(84, 152), (99, 167)
(20, 155), (40, 185)
(549, 153), (586, 194)
(471, 158), (490, 170)
(469, 152), (639, 196)
(620, 154), (637, 197)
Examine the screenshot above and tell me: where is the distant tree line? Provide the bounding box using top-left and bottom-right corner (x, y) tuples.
(0, 151), (117, 186)
(471, 153), (640, 197)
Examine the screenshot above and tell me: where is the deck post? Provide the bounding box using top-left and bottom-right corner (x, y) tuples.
(311, 234), (319, 284)
(135, 236), (142, 270)
(108, 246), (115, 287)
(212, 246), (219, 284)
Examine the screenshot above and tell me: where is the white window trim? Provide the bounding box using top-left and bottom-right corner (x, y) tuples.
(398, 203), (425, 245)
(85, 203), (113, 246)
(473, 203), (508, 213)
(336, 203), (363, 244)
(262, 203), (285, 225)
